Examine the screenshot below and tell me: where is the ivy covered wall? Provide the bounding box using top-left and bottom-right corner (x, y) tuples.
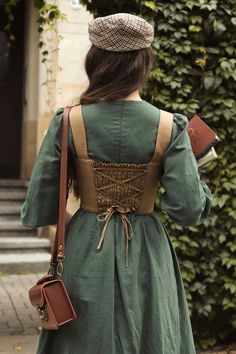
(81, 0), (236, 349)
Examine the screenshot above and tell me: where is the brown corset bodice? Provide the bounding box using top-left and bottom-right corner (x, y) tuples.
(69, 104), (173, 267)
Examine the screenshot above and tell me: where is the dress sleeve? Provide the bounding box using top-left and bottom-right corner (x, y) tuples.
(160, 113), (212, 226)
(21, 108), (76, 228)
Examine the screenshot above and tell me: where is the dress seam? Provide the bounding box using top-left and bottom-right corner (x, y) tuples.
(118, 102), (124, 163)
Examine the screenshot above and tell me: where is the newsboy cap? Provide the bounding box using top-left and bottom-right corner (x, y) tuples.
(88, 13), (154, 52)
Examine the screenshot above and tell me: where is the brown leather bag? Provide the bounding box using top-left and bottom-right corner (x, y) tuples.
(28, 106), (77, 330)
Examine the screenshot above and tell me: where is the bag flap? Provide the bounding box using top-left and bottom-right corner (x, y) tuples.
(29, 283), (45, 308)
(37, 274), (54, 285)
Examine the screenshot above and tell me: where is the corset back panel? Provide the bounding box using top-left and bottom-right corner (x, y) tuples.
(74, 159), (96, 212)
(138, 162), (161, 213)
(92, 161), (148, 212)
(70, 103), (173, 214)
(74, 158), (161, 214)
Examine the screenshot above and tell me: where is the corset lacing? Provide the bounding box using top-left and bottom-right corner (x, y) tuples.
(69, 104), (174, 269)
(96, 205), (135, 268)
(93, 162), (148, 268)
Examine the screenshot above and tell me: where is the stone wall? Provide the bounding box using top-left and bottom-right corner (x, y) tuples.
(20, 0), (39, 180)
(22, 1), (93, 219)
(37, 1), (93, 150)
(22, 1), (93, 179)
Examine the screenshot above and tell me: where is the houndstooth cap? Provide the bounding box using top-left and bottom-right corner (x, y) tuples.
(88, 13), (154, 52)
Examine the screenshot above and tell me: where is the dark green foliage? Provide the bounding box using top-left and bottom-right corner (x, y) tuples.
(2, 0), (19, 47)
(33, 1), (67, 63)
(81, 0), (236, 349)
(2, 1), (66, 63)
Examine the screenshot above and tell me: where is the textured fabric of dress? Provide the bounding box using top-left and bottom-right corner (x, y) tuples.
(21, 100), (212, 354)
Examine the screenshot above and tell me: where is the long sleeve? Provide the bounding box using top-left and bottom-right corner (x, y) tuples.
(160, 113), (212, 226)
(21, 108), (75, 228)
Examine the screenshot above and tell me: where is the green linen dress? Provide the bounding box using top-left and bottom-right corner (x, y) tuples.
(21, 100), (212, 354)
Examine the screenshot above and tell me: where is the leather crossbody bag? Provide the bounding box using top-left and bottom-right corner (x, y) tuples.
(28, 106), (77, 330)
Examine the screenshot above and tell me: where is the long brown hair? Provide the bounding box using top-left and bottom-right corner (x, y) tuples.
(69, 45), (154, 198)
(80, 45), (154, 103)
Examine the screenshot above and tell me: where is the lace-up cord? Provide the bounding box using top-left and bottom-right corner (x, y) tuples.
(93, 162), (148, 211)
(93, 163), (148, 267)
(69, 106), (174, 268)
(97, 205), (134, 267)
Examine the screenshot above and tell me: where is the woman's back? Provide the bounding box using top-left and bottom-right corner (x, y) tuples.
(21, 100), (211, 354)
(21, 12), (212, 354)
(81, 100), (160, 164)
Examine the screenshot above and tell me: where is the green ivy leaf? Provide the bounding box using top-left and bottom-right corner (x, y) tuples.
(199, 338), (217, 350)
(64, 0), (236, 348)
(213, 20), (226, 33)
(143, 1), (158, 11)
(189, 25), (202, 32)
(231, 18), (236, 26)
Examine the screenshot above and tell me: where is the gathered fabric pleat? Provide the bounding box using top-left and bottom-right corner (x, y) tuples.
(36, 210), (195, 354)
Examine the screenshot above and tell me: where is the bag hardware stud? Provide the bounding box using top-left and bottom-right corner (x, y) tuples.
(37, 305), (48, 321)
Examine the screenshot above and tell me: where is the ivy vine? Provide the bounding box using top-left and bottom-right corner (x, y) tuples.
(3, 0), (18, 48)
(2, 0), (67, 112)
(33, 0), (67, 63)
(80, 0), (236, 350)
(2, 0), (67, 63)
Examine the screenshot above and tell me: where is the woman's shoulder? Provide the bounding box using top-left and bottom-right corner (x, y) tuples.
(172, 112), (188, 130)
(48, 107), (64, 128)
(53, 107), (64, 117)
(81, 99), (158, 112)
(139, 101), (189, 127)
(141, 101), (189, 131)
(164, 112), (189, 148)
(67, 101), (189, 134)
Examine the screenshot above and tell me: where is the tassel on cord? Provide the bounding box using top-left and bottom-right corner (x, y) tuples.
(96, 205), (134, 267)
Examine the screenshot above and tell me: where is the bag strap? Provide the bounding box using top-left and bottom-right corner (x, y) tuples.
(69, 105), (89, 159)
(50, 106), (73, 274)
(151, 109), (173, 163)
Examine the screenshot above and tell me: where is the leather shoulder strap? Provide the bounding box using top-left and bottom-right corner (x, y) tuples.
(51, 106), (72, 265)
(69, 104), (89, 159)
(151, 109), (174, 163)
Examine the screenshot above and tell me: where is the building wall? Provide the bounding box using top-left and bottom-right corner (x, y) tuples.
(22, 2), (93, 220)
(55, 1), (93, 107)
(56, 1), (93, 215)
(22, 1), (93, 180)
(37, 2), (93, 151)
(20, 0), (39, 180)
